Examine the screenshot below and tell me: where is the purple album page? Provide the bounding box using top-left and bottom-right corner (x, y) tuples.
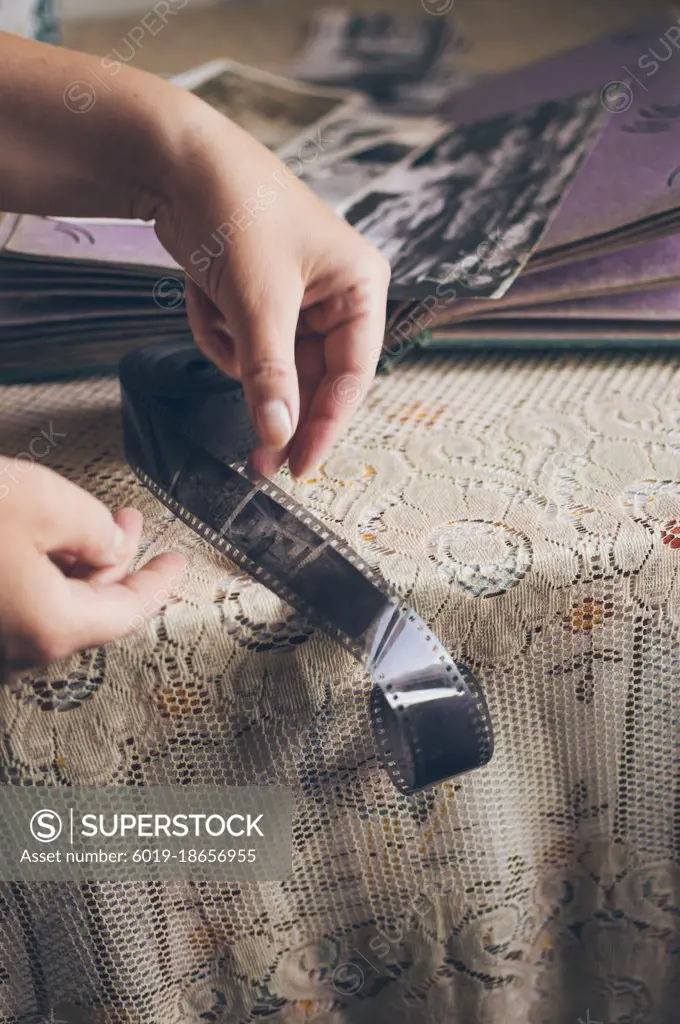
(541, 50), (680, 249)
(442, 12), (676, 122)
(3, 215), (177, 270)
(492, 234), (680, 306)
(436, 234), (680, 321)
(443, 10), (680, 249)
(475, 286), (680, 320)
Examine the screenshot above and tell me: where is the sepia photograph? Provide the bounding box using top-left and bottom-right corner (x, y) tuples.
(189, 59), (354, 152)
(301, 105), (444, 164)
(345, 92), (606, 299)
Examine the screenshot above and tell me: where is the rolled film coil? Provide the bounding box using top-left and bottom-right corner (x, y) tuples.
(119, 340), (494, 793)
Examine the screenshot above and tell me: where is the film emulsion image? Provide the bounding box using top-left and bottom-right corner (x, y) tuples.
(230, 491), (323, 569)
(174, 451), (252, 530)
(344, 92), (606, 299)
(229, 489), (388, 639)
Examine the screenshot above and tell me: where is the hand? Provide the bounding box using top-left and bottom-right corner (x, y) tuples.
(0, 458), (184, 675)
(0, 35), (390, 477)
(154, 103), (391, 478)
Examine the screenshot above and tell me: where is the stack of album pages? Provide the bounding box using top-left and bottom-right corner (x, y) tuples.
(1, 7), (679, 381)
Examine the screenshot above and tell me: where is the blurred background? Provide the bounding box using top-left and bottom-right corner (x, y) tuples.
(59, 0), (671, 76)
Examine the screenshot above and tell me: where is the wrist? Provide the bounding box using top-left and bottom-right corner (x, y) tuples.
(148, 88), (278, 265)
(102, 73), (199, 223)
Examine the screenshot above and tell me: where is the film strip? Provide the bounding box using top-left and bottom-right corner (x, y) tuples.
(119, 341), (494, 793)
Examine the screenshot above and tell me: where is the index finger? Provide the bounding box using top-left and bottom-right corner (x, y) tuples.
(55, 553), (185, 657)
(288, 265), (390, 477)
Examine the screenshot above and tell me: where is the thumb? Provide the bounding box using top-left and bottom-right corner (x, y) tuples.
(25, 466), (128, 568)
(230, 276), (303, 451)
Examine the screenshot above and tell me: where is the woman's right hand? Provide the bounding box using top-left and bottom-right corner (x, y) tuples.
(154, 93), (391, 478)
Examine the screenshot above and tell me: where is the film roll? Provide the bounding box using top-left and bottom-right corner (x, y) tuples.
(119, 341), (494, 793)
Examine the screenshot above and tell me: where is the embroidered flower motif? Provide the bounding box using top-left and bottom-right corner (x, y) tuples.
(349, 472), (585, 664)
(427, 518), (533, 598)
(621, 478), (680, 528)
(661, 519), (680, 549)
(617, 481), (680, 625)
(11, 647), (107, 713)
(565, 598), (614, 633)
(273, 923), (436, 1010)
(154, 678), (214, 719)
(216, 573), (315, 654)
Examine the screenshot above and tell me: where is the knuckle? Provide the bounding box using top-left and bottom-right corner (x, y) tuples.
(354, 242), (391, 284)
(344, 273), (384, 320)
(372, 252), (392, 284)
(343, 254), (392, 307)
(241, 356), (293, 388)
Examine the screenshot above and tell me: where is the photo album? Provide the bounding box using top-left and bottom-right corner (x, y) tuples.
(1, 7), (680, 380)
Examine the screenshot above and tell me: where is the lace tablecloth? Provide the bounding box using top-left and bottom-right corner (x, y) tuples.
(1, 350), (680, 1024)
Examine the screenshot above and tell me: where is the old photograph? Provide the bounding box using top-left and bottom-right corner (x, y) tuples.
(344, 92), (606, 299)
(188, 59), (354, 153)
(295, 108), (445, 210)
(300, 105), (444, 164)
(290, 9), (457, 90)
(299, 140), (419, 212)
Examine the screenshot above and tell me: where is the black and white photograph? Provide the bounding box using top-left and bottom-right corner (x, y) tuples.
(299, 141), (420, 213)
(375, 65), (475, 118)
(187, 59), (354, 153)
(289, 8), (458, 94)
(295, 109), (445, 211)
(344, 92), (607, 300)
(297, 106), (444, 165)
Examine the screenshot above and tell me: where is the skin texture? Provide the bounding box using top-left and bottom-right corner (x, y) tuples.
(0, 458), (185, 674)
(0, 32), (390, 671)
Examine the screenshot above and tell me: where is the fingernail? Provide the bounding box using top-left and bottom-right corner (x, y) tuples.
(256, 400), (293, 448)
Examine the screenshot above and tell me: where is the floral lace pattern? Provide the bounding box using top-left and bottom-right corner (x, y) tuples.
(1, 352), (680, 1023)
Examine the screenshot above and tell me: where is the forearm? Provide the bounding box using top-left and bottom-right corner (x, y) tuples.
(0, 31), (202, 220)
